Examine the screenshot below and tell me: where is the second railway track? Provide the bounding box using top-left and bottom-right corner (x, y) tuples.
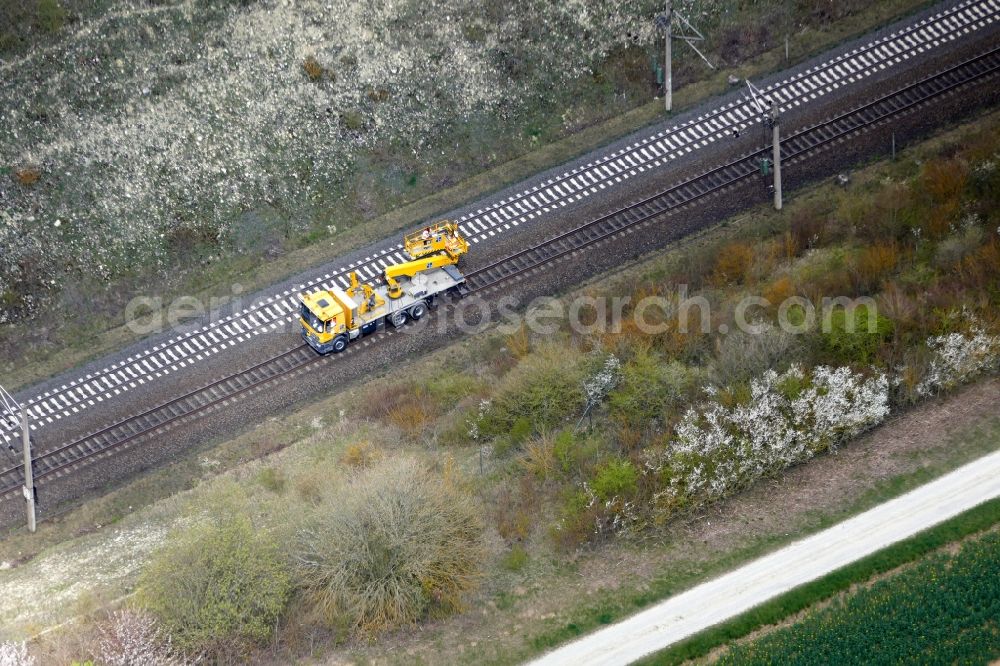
(3, 44), (999, 500)
(460, 46), (1000, 294)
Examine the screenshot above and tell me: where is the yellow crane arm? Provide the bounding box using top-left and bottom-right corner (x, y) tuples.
(384, 253), (459, 299)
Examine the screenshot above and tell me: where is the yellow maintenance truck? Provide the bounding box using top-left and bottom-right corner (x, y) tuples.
(299, 221), (468, 354)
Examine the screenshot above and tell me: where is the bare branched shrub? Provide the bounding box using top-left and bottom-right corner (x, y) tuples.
(518, 432), (557, 480)
(852, 241), (900, 293)
(12, 166), (41, 186)
(789, 200), (832, 253)
(294, 457), (483, 636)
(294, 468), (326, 505)
(358, 383), (434, 437)
(762, 276), (796, 311)
(0, 642), (34, 666)
(711, 242), (755, 286)
(505, 322), (531, 359)
(302, 55), (325, 81)
(935, 226), (984, 270)
(494, 475), (541, 542)
(96, 609), (178, 666)
(920, 158), (968, 204)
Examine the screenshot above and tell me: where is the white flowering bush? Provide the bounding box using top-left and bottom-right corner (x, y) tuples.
(97, 609), (179, 666)
(0, 642), (33, 666)
(0, 0), (658, 323)
(580, 480), (641, 538)
(649, 365), (889, 511)
(583, 354), (622, 407)
(579, 353), (621, 427)
(916, 327), (1000, 397)
(466, 398), (491, 441)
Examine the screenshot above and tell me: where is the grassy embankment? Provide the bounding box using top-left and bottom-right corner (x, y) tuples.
(3, 102), (999, 663)
(0, 0), (934, 390)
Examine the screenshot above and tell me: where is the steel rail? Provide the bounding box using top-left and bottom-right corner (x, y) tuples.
(460, 46), (1000, 294)
(455, 0), (998, 224)
(0, 345), (318, 493)
(2, 45), (998, 499)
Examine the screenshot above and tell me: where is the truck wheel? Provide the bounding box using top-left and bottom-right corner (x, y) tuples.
(331, 335), (348, 353)
(408, 301), (428, 320)
(390, 310), (407, 328)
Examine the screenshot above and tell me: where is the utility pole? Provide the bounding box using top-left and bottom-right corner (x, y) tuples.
(21, 406), (34, 533)
(1, 385), (34, 532)
(770, 100), (782, 210)
(655, 1), (713, 114)
(664, 0), (672, 112)
(746, 80), (782, 210)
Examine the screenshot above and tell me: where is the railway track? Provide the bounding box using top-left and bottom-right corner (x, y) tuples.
(0, 322), (410, 496)
(2, 44), (998, 499)
(460, 46), (1000, 294)
(4, 0), (997, 450)
(0, 346), (316, 494)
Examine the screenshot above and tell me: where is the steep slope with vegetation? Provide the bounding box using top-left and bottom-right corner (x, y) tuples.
(1, 0), (931, 378)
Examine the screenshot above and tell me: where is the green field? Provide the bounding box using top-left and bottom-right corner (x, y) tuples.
(718, 529), (1000, 665)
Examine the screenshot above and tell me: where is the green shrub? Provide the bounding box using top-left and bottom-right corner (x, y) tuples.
(502, 544), (529, 572)
(552, 429), (576, 473)
(509, 416), (532, 445)
(776, 370), (806, 400)
(425, 372), (485, 407)
(552, 486), (595, 549)
(823, 304), (894, 365)
(552, 429), (601, 477)
(256, 466), (286, 493)
(591, 458), (638, 501)
(342, 110), (364, 131)
(137, 514), (292, 656)
(476, 344), (587, 440)
(294, 457), (483, 636)
(34, 0), (64, 32)
(609, 351), (703, 432)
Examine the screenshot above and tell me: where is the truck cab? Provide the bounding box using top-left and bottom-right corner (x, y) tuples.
(299, 285), (380, 354)
(300, 287), (349, 354)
